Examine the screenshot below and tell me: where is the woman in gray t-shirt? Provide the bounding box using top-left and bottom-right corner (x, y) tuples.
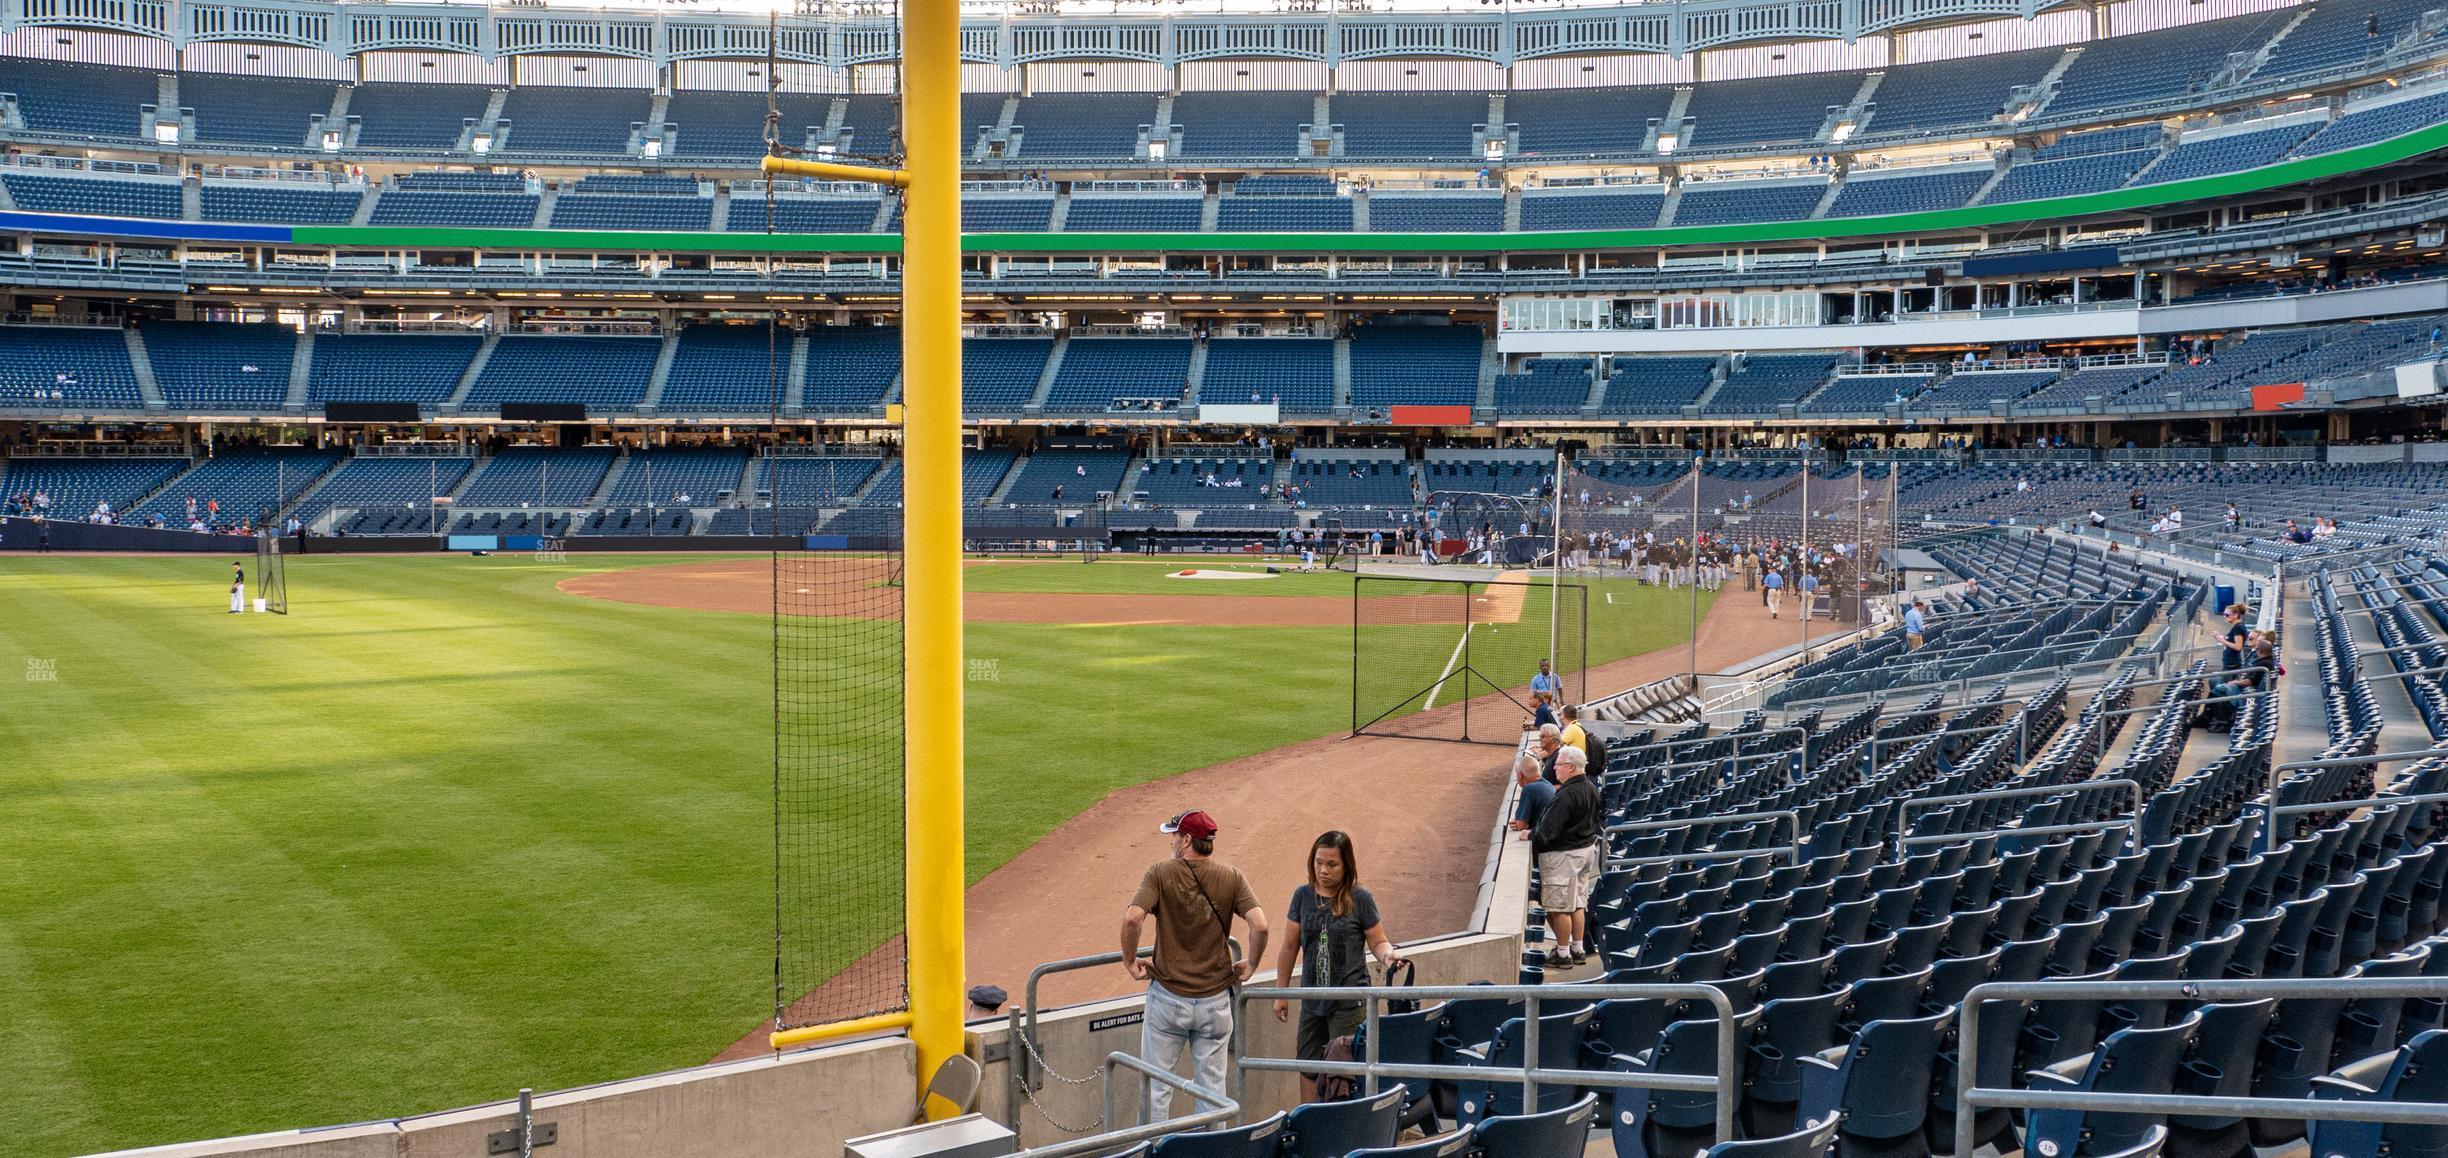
(1271, 831), (1403, 1087)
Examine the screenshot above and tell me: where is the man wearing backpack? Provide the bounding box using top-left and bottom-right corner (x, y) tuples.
(1122, 810), (1272, 1121)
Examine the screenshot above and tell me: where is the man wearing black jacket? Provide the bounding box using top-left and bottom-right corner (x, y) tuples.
(1531, 745), (1603, 967)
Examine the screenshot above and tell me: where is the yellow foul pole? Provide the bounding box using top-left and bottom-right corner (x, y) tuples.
(899, 0), (968, 1120)
(757, 0), (962, 1111)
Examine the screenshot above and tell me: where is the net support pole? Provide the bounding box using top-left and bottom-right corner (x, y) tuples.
(903, 0), (968, 1118)
(1549, 448), (1564, 685)
(1687, 449), (1700, 688)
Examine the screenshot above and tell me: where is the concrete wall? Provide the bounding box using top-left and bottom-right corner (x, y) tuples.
(93, 1039), (916, 1158)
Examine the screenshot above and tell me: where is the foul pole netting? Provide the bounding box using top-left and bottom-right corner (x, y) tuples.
(1352, 573), (1587, 744)
(770, 319), (911, 1033)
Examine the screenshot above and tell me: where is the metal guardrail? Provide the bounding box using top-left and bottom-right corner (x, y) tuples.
(1866, 717), (2031, 774)
(1606, 808), (1804, 869)
(2254, 746), (2448, 851)
(1234, 982), (1741, 1145)
(1023, 1053), (1241, 1158)
(1954, 977), (2448, 1158)
(1009, 939), (1240, 1125)
(1894, 778), (2144, 861)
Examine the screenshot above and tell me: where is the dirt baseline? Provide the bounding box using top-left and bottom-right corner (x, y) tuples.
(559, 558), (1487, 627)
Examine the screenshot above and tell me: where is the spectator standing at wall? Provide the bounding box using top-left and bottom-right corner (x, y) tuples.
(1531, 745), (1602, 966)
(1121, 810), (1271, 1122)
(2220, 603), (2250, 672)
(1511, 753), (1555, 835)
(1271, 831), (1402, 1100)
(1530, 659), (1560, 701)
(1904, 599), (1927, 650)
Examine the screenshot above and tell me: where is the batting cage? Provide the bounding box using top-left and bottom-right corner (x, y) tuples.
(254, 534), (288, 615)
(1352, 574), (1587, 743)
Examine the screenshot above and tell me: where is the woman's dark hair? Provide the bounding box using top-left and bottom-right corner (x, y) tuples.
(1310, 831), (1360, 917)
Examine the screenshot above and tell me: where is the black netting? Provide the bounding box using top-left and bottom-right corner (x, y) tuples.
(771, 307), (908, 1029)
(255, 534), (289, 615)
(1352, 575), (1587, 744)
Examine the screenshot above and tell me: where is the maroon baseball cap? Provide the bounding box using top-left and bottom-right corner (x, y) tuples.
(1160, 810), (1219, 840)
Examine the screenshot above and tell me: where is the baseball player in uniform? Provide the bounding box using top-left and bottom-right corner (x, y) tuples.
(230, 560), (246, 614)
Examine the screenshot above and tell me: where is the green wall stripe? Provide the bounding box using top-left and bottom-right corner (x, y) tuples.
(287, 119), (2448, 256)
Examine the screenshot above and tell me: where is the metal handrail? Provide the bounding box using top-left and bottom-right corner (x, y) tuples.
(1867, 717), (2031, 774)
(2267, 788), (2448, 820)
(1605, 724), (1805, 762)
(1895, 778), (2144, 860)
(1770, 648), (2161, 718)
(1607, 807), (1805, 869)
(1235, 982), (1741, 1144)
(1622, 745), (1807, 778)
(1022, 1052), (1240, 1158)
(1955, 978), (2448, 1158)
(1011, 939), (1240, 1111)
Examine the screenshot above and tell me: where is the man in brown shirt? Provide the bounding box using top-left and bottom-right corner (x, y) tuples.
(1120, 809), (1271, 1121)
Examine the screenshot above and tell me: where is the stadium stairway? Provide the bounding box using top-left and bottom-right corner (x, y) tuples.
(785, 331), (812, 415)
(708, 185), (730, 232)
(445, 335), (498, 412)
(2278, 585), (2331, 769)
(284, 329), (315, 412)
(1025, 337), (1067, 415)
(1182, 339), (1207, 407)
(122, 328), (165, 412)
(641, 331), (680, 412)
(1332, 337), (1353, 413)
(530, 185), (556, 229)
(984, 453), (1027, 505)
(585, 452), (627, 507)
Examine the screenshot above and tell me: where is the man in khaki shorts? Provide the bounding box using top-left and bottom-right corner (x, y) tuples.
(1529, 744), (1603, 966)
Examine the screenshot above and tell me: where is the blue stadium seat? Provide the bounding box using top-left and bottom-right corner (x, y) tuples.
(369, 189), (539, 227)
(1348, 323), (1482, 410)
(0, 453), (189, 519)
(144, 321), (296, 410)
(1509, 87), (1675, 158)
(199, 184), (365, 224)
(1042, 337), (1190, 412)
(3, 172), (180, 219)
(461, 335), (657, 412)
(0, 58), (156, 138)
(1203, 338), (1335, 414)
(1170, 91), (1312, 159)
(0, 324), (146, 409)
(1010, 92), (1155, 160)
(659, 324), (781, 413)
(496, 86), (652, 155)
(1519, 189), (1663, 231)
(347, 84), (492, 150)
(1366, 194), (1504, 232)
(1332, 91), (1486, 160)
(308, 332), (482, 404)
(180, 72), (336, 148)
(456, 447), (618, 506)
(802, 327), (901, 414)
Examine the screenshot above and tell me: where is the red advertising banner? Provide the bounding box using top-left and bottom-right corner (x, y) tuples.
(1388, 404), (1475, 425)
(2249, 382), (2307, 411)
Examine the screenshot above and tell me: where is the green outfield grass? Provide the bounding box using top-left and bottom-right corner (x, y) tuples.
(0, 552), (1704, 1156)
